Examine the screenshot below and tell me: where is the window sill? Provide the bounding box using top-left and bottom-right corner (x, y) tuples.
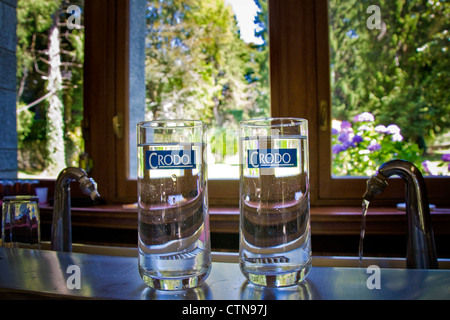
(39, 203), (450, 236)
(38, 203), (450, 256)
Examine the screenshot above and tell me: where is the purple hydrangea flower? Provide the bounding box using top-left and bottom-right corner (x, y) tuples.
(368, 140), (381, 152)
(338, 131), (349, 143)
(332, 144), (346, 154)
(352, 135), (363, 144)
(342, 140), (353, 149)
(353, 112), (375, 122)
(340, 121), (352, 130)
(442, 154), (450, 162)
(331, 128), (339, 135)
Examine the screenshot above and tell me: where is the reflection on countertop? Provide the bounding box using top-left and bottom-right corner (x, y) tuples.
(0, 247), (449, 300)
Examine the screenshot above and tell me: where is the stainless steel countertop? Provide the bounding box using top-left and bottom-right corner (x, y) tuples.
(0, 247), (449, 300)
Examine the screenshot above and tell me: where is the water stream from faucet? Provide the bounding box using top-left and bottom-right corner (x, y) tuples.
(358, 199), (370, 268)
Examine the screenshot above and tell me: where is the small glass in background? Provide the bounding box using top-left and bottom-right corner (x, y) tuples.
(1, 195), (40, 249)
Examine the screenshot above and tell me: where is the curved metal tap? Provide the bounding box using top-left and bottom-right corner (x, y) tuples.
(363, 159), (438, 269)
(51, 167), (100, 252)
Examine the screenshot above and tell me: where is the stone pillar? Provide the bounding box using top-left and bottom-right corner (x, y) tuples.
(0, 0), (18, 179)
(128, 0), (146, 179)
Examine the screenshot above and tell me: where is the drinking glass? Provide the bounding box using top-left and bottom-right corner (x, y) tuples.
(239, 118), (311, 287)
(137, 120), (211, 290)
(2, 195), (40, 249)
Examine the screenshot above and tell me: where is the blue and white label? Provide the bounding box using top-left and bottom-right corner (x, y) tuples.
(146, 150), (196, 170)
(247, 149), (297, 169)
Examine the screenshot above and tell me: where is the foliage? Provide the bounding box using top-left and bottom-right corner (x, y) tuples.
(329, 0), (449, 148)
(332, 112), (423, 176)
(16, 0), (85, 175)
(329, 0), (449, 176)
(16, 0), (269, 175)
(145, 0), (269, 122)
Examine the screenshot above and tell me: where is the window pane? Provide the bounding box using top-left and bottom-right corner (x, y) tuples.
(17, 0), (85, 179)
(134, 0), (270, 180)
(329, 0), (449, 177)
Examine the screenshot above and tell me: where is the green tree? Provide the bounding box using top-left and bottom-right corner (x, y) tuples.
(330, 0), (449, 151)
(16, 0), (59, 172)
(16, 0), (84, 175)
(145, 0), (268, 126)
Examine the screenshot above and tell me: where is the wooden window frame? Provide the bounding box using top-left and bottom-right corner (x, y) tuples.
(84, 0), (450, 207)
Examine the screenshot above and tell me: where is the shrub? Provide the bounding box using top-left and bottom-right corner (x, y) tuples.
(332, 112), (423, 176)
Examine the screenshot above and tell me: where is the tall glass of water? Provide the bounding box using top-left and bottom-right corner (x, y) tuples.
(239, 118), (311, 287)
(137, 120), (211, 290)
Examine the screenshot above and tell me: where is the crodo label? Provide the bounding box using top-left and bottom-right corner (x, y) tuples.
(247, 149), (297, 169)
(146, 150), (196, 170)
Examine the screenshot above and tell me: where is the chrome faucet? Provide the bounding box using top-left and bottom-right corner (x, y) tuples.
(51, 167), (100, 252)
(363, 159), (438, 269)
